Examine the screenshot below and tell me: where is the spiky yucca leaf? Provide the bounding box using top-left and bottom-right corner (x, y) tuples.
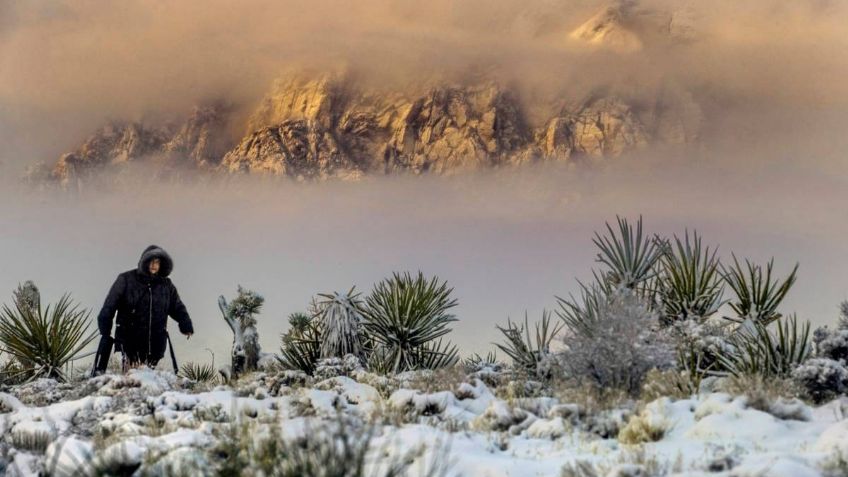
(315, 287), (366, 359)
(413, 338), (460, 370)
(593, 216), (664, 291)
(657, 230), (724, 324)
(555, 278), (610, 339)
(715, 315), (811, 378)
(362, 272), (458, 374)
(181, 361), (218, 383)
(279, 312), (322, 375)
(0, 294), (97, 382)
(723, 255), (797, 325)
(464, 351), (499, 369)
(494, 311), (562, 375)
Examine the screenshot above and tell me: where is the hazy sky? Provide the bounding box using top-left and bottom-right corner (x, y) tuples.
(1, 0), (847, 367)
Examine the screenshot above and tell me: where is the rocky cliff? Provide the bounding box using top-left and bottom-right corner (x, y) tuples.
(33, 4), (704, 185)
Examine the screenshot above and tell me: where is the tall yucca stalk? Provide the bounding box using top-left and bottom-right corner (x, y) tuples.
(314, 287), (366, 359)
(723, 255), (797, 325)
(0, 294), (97, 382)
(593, 216), (664, 291)
(715, 315), (811, 378)
(362, 272), (458, 374)
(657, 230), (724, 324)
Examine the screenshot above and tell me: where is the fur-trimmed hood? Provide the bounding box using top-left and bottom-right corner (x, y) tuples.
(137, 245), (174, 278)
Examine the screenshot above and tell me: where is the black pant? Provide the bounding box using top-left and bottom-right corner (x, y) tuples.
(117, 340), (161, 369)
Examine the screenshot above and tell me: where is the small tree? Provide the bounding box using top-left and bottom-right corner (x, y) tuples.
(218, 286), (264, 376)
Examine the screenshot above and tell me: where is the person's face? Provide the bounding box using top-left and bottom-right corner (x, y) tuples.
(149, 258), (160, 275)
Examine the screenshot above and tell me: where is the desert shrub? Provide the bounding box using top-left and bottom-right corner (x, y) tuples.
(494, 311), (562, 378)
(314, 354), (364, 381)
(655, 231), (723, 325)
(592, 216), (664, 292)
(722, 256), (797, 325)
(279, 312), (322, 375)
(361, 272), (459, 374)
(618, 414), (670, 445)
(640, 368), (696, 402)
(670, 319), (734, 392)
(0, 285), (97, 382)
(715, 315), (811, 379)
(181, 362), (218, 383)
(558, 289), (676, 396)
(719, 374), (802, 408)
(212, 414), (449, 477)
(812, 327), (848, 363)
(464, 351), (499, 371)
(314, 288), (367, 360)
(791, 358), (848, 404)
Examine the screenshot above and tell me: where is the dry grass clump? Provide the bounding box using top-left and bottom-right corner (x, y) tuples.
(719, 374), (802, 411)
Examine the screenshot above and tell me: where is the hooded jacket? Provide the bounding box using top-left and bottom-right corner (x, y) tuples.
(97, 245), (194, 361)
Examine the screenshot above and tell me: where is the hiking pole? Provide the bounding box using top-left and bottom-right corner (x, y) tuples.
(91, 335), (114, 377)
(166, 332), (179, 374)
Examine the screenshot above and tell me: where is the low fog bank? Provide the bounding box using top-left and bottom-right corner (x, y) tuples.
(1, 151), (847, 366)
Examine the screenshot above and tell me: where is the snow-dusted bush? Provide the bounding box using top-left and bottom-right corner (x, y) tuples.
(671, 319), (732, 392)
(558, 289), (676, 396)
(314, 288), (367, 360)
(792, 358), (848, 404)
(813, 326), (848, 363)
(361, 272), (459, 374)
(314, 354), (364, 381)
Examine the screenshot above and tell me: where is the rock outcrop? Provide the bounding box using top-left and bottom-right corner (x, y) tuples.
(38, 72), (700, 185)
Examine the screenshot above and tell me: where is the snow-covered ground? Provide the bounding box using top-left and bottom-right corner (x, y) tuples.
(1, 368), (847, 477)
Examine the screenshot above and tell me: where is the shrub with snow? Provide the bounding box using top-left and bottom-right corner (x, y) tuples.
(791, 358), (848, 404)
(813, 326), (848, 363)
(558, 289), (676, 396)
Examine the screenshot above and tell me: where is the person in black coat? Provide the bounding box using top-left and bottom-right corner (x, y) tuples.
(95, 245), (194, 370)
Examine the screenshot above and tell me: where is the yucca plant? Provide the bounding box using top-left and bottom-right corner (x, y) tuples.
(592, 216), (664, 291)
(555, 277), (610, 339)
(0, 292), (97, 382)
(181, 361), (218, 383)
(715, 315), (811, 378)
(464, 351), (499, 370)
(412, 338), (460, 370)
(279, 312), (322, 375)
(656, 230), (724, 325)
(494, 311), (563, 376)
(723, 255), (798, 325)
(314, 288), (366, 359)
(361, 272), (458, 374)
